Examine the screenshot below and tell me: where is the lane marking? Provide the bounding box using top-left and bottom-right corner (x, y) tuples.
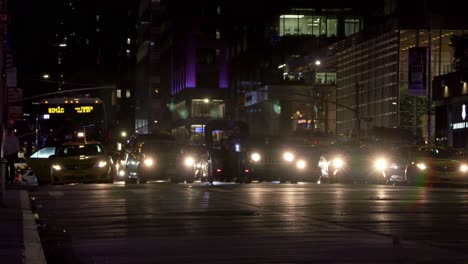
(48, 191), (64, 198)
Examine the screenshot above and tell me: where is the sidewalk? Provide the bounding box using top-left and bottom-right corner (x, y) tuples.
(0, 184), (46, 264)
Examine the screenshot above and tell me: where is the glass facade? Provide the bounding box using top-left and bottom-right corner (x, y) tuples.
(344, 18), (362, 36)
(315, 72), (336, 85)
(336, 31), (399, 135)
(399, 30), (463, 141)
(279, 15), (342, 37)
(336, 29), (465, 138)
(191, 99), (225, 119)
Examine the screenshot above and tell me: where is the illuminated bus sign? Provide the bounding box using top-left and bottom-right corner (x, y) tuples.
(453, 122), (467, 130)
(74, 106), (94, 113)
(48, 107), (65, 114)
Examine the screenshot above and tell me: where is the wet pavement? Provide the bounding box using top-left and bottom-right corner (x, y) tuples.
(29, 182), (468, 263)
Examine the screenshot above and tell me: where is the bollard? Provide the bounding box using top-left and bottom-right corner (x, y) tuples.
(0, 158), (7, 206)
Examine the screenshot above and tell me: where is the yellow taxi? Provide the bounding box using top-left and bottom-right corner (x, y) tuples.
(49, 141), (114, 184)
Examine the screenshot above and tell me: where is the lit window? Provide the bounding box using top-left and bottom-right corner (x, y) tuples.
(127, 38), (131, 45)
(96, 14), (100, 21)
(217, 5), (221, 15)
(117, 89), (121, 98)
(216, 29), (221, 39)
(126, 90), (131, 98)
(344, 18), (361, 36)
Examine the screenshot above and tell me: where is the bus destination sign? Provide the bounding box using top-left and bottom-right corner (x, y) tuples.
(48, 107), (65, 114)
(75, 106), (94, 113)
(47, 105), (94, 114)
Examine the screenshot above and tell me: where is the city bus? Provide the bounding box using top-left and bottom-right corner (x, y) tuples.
(27, 97), (109, 183)
(36, 97), (108, 148)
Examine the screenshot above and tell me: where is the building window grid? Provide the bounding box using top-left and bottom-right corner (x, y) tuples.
(336, 33), (399, 133)
(279, 14), (341, 37)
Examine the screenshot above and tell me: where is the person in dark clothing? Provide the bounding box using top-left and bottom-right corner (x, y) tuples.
(3, 128), (20, 182)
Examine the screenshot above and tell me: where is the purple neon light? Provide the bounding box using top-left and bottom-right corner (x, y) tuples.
(185, 34), (196, 88)
(219, 47), (228, 89)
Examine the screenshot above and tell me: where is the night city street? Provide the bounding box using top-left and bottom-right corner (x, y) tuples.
(2, 1), (468, 263)
(30, 181), (468, 263)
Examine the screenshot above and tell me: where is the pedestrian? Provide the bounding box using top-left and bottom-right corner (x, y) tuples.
(3, 128), (20, 182)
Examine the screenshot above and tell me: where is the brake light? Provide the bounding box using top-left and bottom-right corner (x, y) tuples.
(244, 169), (250, 173)
(216, 169), (222, 172)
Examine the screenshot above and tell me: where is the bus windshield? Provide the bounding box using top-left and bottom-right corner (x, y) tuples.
(37, 98), (107, 148)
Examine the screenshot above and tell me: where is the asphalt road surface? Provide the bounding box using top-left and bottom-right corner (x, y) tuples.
(29, 181), (468, 263)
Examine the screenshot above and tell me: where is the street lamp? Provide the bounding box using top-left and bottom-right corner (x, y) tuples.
(315, 60), (321, 66)
(42, 74), (50, 79)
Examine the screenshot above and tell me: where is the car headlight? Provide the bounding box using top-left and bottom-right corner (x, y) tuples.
(332, 158), (344, 169)
(283, 152), (295, 162)
(416, 163), (426, 170)
(52, 164), (62, 171)
(296, 159), (306, 169)
(143, 158), (153, 167)
(374, 158), (388, 171)
(460, 164), (468, 172)
(97, 161), (108, 168)
(251, 152), (261, 162)
(184, 156), (195, 167)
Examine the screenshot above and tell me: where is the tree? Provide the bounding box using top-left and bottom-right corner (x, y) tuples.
(399, 88), (426, 137)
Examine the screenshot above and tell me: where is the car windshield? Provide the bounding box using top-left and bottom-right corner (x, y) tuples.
(56, 144), (104, 157)
(29, 147), (56, 158)
(415, 147), (455, 159)
(141, 141), (175, 154)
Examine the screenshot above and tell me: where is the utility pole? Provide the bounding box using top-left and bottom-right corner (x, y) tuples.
(323, 92), (329, 133)
(355, 82), (361, 142)
(0, 0), (7, 206)
(414, 29), (419, 138)
(427, 17), (433, 145)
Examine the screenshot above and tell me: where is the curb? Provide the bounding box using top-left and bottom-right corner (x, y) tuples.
(20, 190), (47, 264)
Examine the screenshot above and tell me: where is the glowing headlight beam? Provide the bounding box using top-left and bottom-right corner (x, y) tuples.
(460, 164), (468, 172)
(143, 158), (153, 167)
(251, 153), (261, 162)
(374, 158), (388, 171)
(416, 163), (426, 170)
(332, 158), (344, 169)
(296, 160), (306, 169)
(98, 161), (108, 168)
(52, 164), (62, 171)
(184, 157), (195, 167)
(283, 152), (295, 162)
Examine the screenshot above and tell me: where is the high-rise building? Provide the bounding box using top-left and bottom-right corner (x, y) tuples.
(289, 0), (468, 142)
(226, 0), (381, 136)
(13, 0), (140, 137)
(160, 0), (229, 143)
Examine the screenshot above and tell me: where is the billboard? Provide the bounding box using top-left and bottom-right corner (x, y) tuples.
(408, 47), (427, 96)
